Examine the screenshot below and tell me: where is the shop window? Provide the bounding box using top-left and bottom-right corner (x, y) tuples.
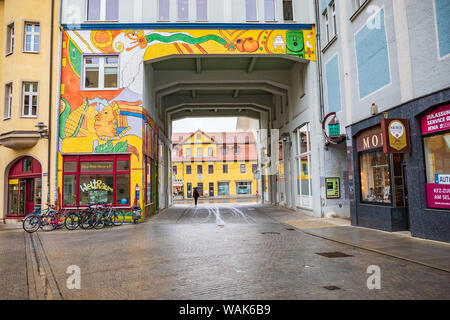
(87, 0), (119, 21)
(23, 22), (39, 53)
(236, 182), (251, 195)
(83, 55), (118, 90)
(218, 182), (229, 195)
(62, 155), (130, 207)
(360, 151), (392, 204)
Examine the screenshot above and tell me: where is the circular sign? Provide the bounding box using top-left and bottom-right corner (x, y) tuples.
(389, 121), (405, 139)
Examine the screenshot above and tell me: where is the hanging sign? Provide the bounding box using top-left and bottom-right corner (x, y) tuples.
(325, 177), (340, 199)
(322, 112), (346, 146)
(381, 119), (411, 153)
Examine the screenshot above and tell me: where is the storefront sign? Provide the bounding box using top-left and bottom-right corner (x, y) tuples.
(322, 112), (346, 145)
(435, 174), (450, 185)
(381, 119), (411, 153)
(80, 179), (113, 193)
(9, 179), (19, 185)
(426, 184), (450, 209)
(356, 126), (383, 152)
(421, 104), (450, 135)
(325, 177), (340, 199)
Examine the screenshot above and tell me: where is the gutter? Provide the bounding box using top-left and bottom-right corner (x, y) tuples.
(47, 0), (55, 203)
(314, 0), (325, 122)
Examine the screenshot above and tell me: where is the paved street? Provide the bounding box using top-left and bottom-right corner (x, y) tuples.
(1, 203), (449, 300)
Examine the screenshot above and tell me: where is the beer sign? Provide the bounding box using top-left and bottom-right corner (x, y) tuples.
(381, 119), (411, 153)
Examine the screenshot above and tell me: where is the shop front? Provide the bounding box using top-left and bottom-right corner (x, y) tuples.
(347, 88), (450, 242)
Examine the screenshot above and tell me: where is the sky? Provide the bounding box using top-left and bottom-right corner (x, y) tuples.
(172, 117), (238, 132)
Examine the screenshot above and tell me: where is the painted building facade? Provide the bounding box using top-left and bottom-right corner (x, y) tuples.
(317, 0), (450, 242)
(172, 131), (258, 198)
(0, 0), (59, 222)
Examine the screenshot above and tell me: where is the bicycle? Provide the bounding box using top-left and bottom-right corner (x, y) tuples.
(23, 204), (66, 233)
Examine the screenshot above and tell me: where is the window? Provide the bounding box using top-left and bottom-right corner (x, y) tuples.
(185, 148), (191, 158)
(222, 146), (227, 156)
(236, 182), (251, 194)
(87, 0), (119, 21)
(62, 155), (130, 207)
(295, 123), (312, 208)
(83, 55), (118, 89)
(283, 0), (293, 21)
(208, 164), (213, 174)
(332, 2), (337, 37)
(24, 23), (39, 53)
(353, 0), (368, 11)
(4, 83), (12, 119)
(246, 0), (257, 21)
(197, 165), (203, 174)
(6, 23), (14, 55)
(252, 164), (258, 173)
(22, 82), (38, 117)
(240, 164), (246, 173)
(146, 157), (152, 204)
(223, 164), (228, 173)
(197, 147), (202, 157)
(234, 144), (239, 156)
(186, 165), (192, 174)
(23, 158), (32, 172)
(178, 0), (189, 21)
(218, 182), (229, 195)
(264, 0), (275, 21)
(173, 165), (177, 175)
(324, 10), (330, 43)
(208, 147), (213, 156)
(360, 151), (392, 204)
(158, 0), (170, 21)
(197, 133), (201, 139)
(196, 0), (207, 21)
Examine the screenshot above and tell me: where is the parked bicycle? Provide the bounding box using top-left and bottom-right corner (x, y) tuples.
(22, 204), (67, 233)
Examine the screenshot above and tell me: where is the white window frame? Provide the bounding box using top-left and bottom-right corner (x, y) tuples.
(23, 22), (40, 53)
(324, 10), (330, 43)
(21, 82), (39, 118)
(197, 147), (202, 157)
(331, 2), (337, 37)
(294, 123), (312, 209)
(208, 147), (213, 156)
(86, 0), (119, 22)
(185, 148), (191, 158)
(6, 23), (14, 55)
(4, 82), (13, 119)
(82, 55), (119, 90)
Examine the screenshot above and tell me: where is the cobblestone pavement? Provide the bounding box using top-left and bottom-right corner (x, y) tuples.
(1, 203), (450, 299)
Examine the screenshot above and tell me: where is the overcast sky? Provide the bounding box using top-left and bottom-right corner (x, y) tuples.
(172, 117), (237, 132)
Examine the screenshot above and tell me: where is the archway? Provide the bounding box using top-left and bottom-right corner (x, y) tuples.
(6, 157), (42, 218)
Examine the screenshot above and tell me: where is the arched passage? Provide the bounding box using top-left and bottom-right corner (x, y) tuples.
(6, 156), (42, 218)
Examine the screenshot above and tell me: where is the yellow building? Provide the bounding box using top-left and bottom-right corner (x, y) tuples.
(0, 0), (59, 222)
(172, 130), (258, 198)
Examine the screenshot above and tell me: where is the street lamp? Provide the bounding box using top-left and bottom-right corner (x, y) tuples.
(35, 122), (48, 139)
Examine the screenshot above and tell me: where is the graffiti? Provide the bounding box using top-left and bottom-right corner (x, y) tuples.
(80, 179), (113, 193)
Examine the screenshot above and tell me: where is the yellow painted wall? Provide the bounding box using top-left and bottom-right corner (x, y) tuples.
(0, 0), (60, 220)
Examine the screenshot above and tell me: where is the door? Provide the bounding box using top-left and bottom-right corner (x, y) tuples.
(209, 183), (214, 197)
(25, 178), (36, 215)
(187, 183), (192, 198)
(197, 183), (204, 196)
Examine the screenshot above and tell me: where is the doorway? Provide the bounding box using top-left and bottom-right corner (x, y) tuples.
(209, 182), (214, 197)
(7, 157), (42, 217)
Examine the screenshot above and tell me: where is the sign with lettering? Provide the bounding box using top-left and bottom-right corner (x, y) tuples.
(421, 104), (450, 135)
(326, 177), (340, 199)
(80, 179), (113, 193)
(381, 119), (411, 153)
(356, 126), (383, 152)
(435, 174), (450, 185)
(426, 184), (450, 209)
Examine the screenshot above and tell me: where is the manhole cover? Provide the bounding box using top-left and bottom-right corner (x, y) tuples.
(261, 232), (280, 235)
(323, 285), (341, 291)
(316, 251), (353, 258)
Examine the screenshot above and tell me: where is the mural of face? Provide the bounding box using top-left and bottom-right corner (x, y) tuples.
(94, 103), (119, 137)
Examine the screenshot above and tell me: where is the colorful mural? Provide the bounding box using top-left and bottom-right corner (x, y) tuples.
(58, 26), (316, 217)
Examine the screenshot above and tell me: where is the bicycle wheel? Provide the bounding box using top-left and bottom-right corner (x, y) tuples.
(93, 212), (105, 229)
(80, 214), (93, 229)
(40, 216), (56, 232)
(65, 213), (80, 231)
(23, 215), (41, 233)
(111, 210), (125, 226)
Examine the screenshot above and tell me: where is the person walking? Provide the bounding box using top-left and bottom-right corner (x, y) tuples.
(193, 187), (200, 206)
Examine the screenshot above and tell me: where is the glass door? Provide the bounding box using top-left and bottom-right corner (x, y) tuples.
(294, 123), (313, 209)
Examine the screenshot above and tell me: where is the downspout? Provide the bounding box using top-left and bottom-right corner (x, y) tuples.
(53, 2), (63, 205)
(314, 0), (325, 122)
(47, 0), (55, 204)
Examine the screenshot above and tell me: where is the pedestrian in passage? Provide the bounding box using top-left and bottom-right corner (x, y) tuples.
(193, 187), (200, 206)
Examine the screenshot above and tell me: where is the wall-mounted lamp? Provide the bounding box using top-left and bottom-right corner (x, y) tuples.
(35, 122), (48, 139)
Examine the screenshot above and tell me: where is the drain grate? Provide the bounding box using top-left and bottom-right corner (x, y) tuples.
(286, 228), (296, 231)
(316, 251), (353, 258)
(323, 285), (341, 291)
(261, 232), (280, 235)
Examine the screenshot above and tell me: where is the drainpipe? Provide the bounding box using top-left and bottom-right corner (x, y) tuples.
(53, 4), (63, 205)
(314, 0), (325, 122)
(47, 0), (55, 204)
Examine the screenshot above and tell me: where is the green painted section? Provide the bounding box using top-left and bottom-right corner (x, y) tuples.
(68, 40), (82, 76)
(59, 98), (71, 139)
(145, 33), (227, 46)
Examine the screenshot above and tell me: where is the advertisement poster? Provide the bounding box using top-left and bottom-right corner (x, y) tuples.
(421, 104), (450, 135)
